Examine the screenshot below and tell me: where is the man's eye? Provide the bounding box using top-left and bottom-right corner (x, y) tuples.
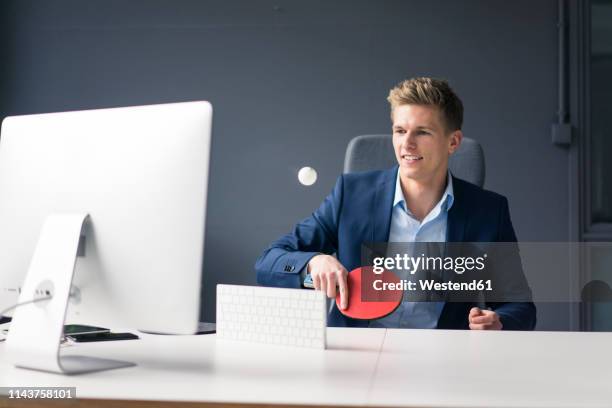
(394, 129), (406, 134)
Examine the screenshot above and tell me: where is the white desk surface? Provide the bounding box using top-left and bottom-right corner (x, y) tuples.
(371, 329), (612, 408)
(1, 328), (612, 407)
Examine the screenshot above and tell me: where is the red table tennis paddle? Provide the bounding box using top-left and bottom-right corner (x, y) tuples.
(336, 266), (403, 320)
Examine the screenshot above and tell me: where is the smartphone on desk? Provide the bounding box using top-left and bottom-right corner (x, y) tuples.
(64, 324), (110, 336)
(66, 332), (139, 343)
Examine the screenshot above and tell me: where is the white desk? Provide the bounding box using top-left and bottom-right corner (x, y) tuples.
(1, 328), (612, 407)
(371, 329), (612, 408)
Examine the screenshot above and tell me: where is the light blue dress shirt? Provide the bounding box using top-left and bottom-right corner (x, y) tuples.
(369, 170), (454, 329)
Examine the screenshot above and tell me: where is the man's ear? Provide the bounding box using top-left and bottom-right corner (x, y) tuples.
(448, 130), (463, 154)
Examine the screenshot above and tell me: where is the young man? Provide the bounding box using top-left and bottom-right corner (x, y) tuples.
(256, 77), (536, 330)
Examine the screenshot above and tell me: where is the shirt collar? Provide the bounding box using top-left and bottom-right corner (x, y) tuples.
(393, 169), (455, 213)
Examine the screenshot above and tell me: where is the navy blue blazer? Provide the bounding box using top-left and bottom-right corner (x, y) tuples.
(255, 166), (536, 330)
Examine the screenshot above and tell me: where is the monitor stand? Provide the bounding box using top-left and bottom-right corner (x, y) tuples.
(6, 214), (135, 374)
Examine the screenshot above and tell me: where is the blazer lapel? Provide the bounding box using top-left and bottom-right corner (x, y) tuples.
(442, 175), (468, 297)
(372, 166), (398, 243)
(446, 175), (467, 242)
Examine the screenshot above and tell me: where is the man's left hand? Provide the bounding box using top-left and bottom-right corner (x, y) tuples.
(469, 307), (503, 330)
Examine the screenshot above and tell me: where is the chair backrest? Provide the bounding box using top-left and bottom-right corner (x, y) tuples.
(343, 134), (485, 187)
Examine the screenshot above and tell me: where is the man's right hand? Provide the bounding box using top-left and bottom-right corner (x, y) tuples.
(307, 255), (349, 310)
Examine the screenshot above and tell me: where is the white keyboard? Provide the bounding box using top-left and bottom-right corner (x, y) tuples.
(216, 284), (327, 349)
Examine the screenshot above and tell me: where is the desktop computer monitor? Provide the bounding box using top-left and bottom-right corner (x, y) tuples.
(0, 101), (212, 339)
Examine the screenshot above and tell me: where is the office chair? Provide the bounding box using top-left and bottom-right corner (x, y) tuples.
(343, 134), (485, 188)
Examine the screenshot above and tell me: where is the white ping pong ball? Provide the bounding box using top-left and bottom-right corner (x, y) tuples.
(298, 167), (317, 186)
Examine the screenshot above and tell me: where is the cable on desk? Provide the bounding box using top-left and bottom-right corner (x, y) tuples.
(0, 295), (53, 319)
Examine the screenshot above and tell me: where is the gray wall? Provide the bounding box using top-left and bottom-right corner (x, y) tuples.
(0, 0), (571, 329)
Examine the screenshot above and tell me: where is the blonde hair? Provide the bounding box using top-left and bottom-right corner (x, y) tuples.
(387, 77), (463, 132)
